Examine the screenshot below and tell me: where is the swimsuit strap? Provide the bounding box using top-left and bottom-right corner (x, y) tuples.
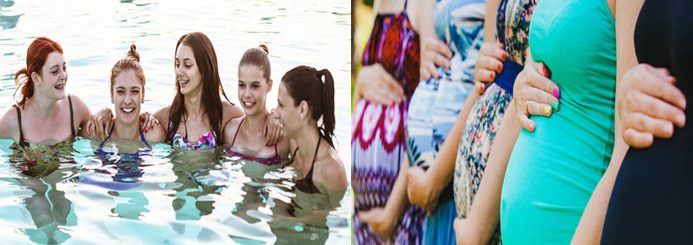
(139, 127), (151, 148)
(13, 104), (24, 145)
(305, 137), (321, 185)
(68, 95), (76, 138)
(230, 117), (245, 147)
(287, 147), (300, 166)
(98, 124), (116, 149)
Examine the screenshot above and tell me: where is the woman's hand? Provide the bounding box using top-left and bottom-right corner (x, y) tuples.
(474, 41), (507, 94)
(139, 112), (160, 133)
(406, 166), (439, 216)
(264, 109), (283, 146)
(358, 207), (397, 241)
(420, 36), (453, 80)
(513, 61), (560, 132)
(86, 107), (114, 141)
(618, 64), (686, 148)
(355, 64), (404, 106)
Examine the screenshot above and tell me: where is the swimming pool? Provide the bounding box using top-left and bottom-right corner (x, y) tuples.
(0, 0), (351, 243)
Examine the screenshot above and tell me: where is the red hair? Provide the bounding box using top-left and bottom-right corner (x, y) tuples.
(14, 37), (64, 108)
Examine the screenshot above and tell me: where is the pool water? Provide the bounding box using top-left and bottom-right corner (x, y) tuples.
(0, 0), (351, 244)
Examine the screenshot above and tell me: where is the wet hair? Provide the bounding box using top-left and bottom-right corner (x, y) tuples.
(281, 65), (336, 147)
(14, 37), (64, 108)
(238, 44), (271, 82)
(110, 44), (145, 97)
(167, 32), (230, 144)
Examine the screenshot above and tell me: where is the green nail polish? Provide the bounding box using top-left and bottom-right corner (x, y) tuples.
(551, 100), (559, 111)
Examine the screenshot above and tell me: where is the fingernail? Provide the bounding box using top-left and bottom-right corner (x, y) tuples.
(551, 100), (559, 112)
(477, 84), (485, 94)
(553, 89), (560, 99)
(676, 113), (686, 127)
(501, 52), (507, 60)
(681, 98), (687, 110)
(542, 65), (551, 78)
(497, 63), (503, 71)
(544, 105), (552, 115)
(490, 72), (495, 80)
(666, 123), (674, 135)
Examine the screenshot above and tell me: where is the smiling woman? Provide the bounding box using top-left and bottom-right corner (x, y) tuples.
(95, 44), (166, 144)
(153, 32), (244, 150)
(223, 44), (290, 165)
(0, 37), (92, 146)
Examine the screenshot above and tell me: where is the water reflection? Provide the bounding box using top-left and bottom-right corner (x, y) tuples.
(170, 150), (222, 221)
(9, 143), (77, 243)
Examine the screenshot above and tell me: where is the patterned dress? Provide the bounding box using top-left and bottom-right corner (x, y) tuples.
(453, 0), (537, 244)
(351, 0), (422, 243)
(405, 0), (484, 244)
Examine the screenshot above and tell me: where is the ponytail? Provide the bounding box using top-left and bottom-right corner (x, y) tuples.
(317, 69), (335, 147)
(14, 68), (33, 108)
(281, 65), (337, 147)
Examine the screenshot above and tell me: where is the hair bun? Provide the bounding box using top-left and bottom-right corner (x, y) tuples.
(258, 44), (269, 55)
(127, 44), (140, 62)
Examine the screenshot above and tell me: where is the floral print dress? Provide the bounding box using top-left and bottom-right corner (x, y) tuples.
(453, 0), (537, 244)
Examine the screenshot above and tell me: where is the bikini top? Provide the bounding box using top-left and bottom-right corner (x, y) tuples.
(94, 124), (151, 182)
(13, 95), (76, 146)
(286, 138), (321, 194)
(170, 121), (217, 150)
(225, 117), (283, 165)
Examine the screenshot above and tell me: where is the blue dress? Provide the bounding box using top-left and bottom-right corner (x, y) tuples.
(405, 0), (484, 244)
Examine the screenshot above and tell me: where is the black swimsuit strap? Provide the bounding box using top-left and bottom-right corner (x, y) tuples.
(230, 117), (245, 147)
(306, 137), (321, 181)
(68, 95), (76, 138)
(13, 105), (24, 145)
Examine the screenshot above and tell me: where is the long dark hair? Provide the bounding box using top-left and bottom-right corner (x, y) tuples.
(281, 65), (336, 147)
(167, 32), (230, 144)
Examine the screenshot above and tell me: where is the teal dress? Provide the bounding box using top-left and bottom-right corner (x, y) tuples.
(499, 0), (616, 243)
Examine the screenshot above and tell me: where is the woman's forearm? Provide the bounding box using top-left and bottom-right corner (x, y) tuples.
(463, 103), (520, 244)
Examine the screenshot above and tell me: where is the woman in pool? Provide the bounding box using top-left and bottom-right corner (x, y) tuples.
(92, 44), (166, 148)
(223, 44), (290, 164)
(0, 37), (92, 146)
(276, 65), (347, 194)
(153, 32), (244, 150)
(78, 44), (168, 191)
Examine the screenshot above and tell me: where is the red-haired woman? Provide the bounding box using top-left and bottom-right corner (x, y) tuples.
(0, 37), (92, 146)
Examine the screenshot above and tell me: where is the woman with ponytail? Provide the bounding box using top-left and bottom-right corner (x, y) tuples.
(223, 44), (290, 165)
(275, 65), (346, 193)
(0, 37), (92, 145)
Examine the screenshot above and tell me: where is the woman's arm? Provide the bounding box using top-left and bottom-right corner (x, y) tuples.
(406, 90), (479, 215)
(572, 0), (641, 243)
(455, 103), (520, 245)
(357, 155), (410, 241)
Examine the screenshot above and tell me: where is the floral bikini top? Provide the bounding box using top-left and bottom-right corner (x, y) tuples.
(170, 121), (217, 150)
